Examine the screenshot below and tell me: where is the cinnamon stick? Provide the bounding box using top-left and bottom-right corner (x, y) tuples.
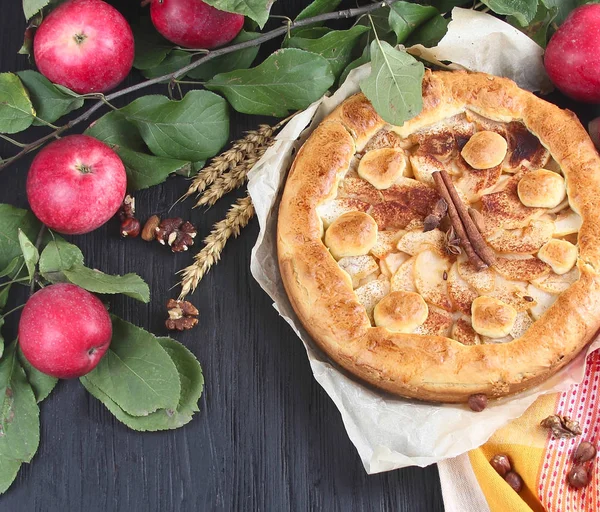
(432, 171), (488, 271)
(438, 170), (497, 267)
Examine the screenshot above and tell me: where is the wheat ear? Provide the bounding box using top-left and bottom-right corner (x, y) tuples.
(178, 195), (255, 299)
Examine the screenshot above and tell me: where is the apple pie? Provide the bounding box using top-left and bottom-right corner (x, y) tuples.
(277, 70), (600, 403)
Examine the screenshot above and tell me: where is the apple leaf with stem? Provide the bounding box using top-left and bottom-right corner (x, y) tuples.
(39, 239), (150, 302)
(86, 110), (191, 191)
(120, 90), (230, 162)
(17, 347), (57, 403)
(16, 71), (84, 126)
(359, 40), (424, 126)
(339, 44), (370, 86)
(22, 0), (49, 20)
(202, 0), (274, 28)
(205, 48), (335, 116)
(81, 337), (204, 431)
(132, 16), (174, 71)
(17, 229), (39, 281)
(508, 2), (558, 47)
(285, 26), (370, 78)
(480, 0), (538, 26)
(38, 239), (84, 279)
(187, 30), (261, 80)
(83, 317), (181, 417)
(0, 341), (49, 495)
(141, 50), (193, 80)
(295, 0), (343, 22)
(0, 456), (22, 495)
(0, 204), (43, 272)
(404, 14), (449, 48)
(61, 266), (150, 303)
(0, 341), (40, 465)
(0, 73), (35, 134)
(540, 0), (600, 26)
(388, 1), (439, 44)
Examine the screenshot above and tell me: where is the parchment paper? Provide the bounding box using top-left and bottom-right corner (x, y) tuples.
(248, 9), (598, 473)
(408, 7), (553, 93)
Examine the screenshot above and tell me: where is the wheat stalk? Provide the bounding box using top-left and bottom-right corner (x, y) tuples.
(178, 195), (255, 299)
(183, 124), (274, 201)
(194, 125), (275, 208)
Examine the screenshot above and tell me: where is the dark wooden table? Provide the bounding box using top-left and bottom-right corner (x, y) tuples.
(0, 1), (445, 510)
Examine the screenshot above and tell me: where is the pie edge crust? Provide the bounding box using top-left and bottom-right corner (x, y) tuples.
(277, 70), (600, 403)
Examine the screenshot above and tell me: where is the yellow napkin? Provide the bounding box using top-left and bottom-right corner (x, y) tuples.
(440, 351), (600, 511)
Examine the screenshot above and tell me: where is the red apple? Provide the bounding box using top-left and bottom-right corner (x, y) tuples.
(33, 0), (134, 94)
(150, 0), (244, 49)
(544, 4), (600, 103)
(27, 135), (127, 235)
(19, 283), (112, 379)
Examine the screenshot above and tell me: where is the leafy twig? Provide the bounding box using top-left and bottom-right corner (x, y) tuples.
(0, 0), (397, 171)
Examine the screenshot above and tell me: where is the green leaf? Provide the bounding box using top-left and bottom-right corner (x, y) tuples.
(22, 0), (49, 20)
(38, 239), (83, 282)
(16, 71), (84, 125)
(187, 31), (261, 80)
(0, 73), (35, 134)
(481, 0), (538, 26)
(84, 317), (181, 417)
(121, 91), (229, 162)
(141, 50), (192, 80)
(0, 287), (10, 313)
(202, 0), (273, 28)
(39, 239), (150, 301)
(17, 347), (57, 403)
(286, 26), (370, 78)
(0, 342), (39, 463)
(405, 14), (449, 48)
(115, 148), (191, 191)
(287, 27), (332, 40)
(508, 2), (557, 47)
(206, 48), (335, 116)
(388, 1), (438, 44)
(0, 456), (21, 495)
(85, 111), (191, 190)
(0, 205), (42, 271)
(81, 337), (203, 431)
(358, 6), (396, 44)
(423, 0), (471, 11)
(17, 229), (38, 281)
(0, 318), (4, 360)
(339, 44), (370, 85)
(132, 16), (174, 70)
(18, 15), (41, 57)
(62, 265), (150, 303)
(360, 40), (424, 126)
(0, 257), (21, 279)
(86, 110), (145, 151)
(176, 160), (205, 178)
(540, 0), (598, 26)
(295, 0), (342, 21)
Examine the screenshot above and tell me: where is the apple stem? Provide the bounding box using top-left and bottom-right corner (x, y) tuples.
(73, 33), (87, 45)
(75, 164), (93, 174)
(0, 0), (399, 172)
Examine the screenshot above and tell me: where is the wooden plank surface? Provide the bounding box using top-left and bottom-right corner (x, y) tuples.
(0, 1), (448, 510)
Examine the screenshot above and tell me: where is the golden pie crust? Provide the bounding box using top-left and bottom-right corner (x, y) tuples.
(277, 70), (600, 403)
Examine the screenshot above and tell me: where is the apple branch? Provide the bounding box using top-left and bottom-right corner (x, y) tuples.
(0, 0), (397, 171)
